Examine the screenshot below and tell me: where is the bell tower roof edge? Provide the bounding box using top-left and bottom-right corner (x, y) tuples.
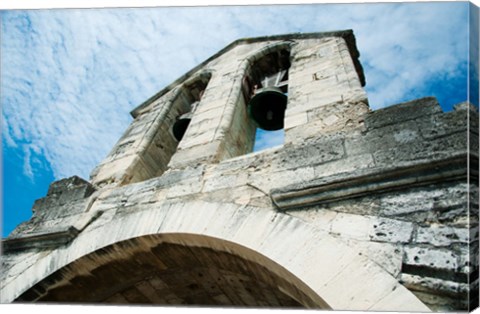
(130, 29), (365, 118)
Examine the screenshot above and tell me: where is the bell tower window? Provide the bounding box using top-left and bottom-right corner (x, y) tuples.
(243, 48), (291, 151)
(171, 79), (208, 142)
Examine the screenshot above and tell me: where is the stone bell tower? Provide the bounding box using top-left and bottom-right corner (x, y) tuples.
(86, 30), (368, 186)
(2, 30), (478, 312)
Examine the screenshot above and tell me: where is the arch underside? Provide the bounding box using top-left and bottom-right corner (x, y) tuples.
(6, 201), (430, 311)
(16, 234), (323, 308)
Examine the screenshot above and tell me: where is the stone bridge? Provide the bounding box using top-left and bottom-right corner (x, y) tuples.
(1, 31), (478, 312)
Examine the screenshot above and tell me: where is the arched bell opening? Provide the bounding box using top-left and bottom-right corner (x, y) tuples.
(171, 76), (209, 142)
(15, 234), (328, 309)
(172, 112), (192, 141)
(243, 48), (290, 151)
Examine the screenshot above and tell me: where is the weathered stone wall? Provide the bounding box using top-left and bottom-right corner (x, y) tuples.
(276, 99), (478, 311)
(3, 176), (98, 251)
(90, 72), (212, 186)
(285, 36), (368, 143)
(1, 31), (477, 312)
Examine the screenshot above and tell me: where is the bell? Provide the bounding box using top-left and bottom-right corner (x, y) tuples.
(247, 87), (287, 131)
(172, 112), (193, 141)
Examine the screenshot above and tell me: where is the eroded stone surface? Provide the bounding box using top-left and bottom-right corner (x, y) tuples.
(1, 30), (477, 312)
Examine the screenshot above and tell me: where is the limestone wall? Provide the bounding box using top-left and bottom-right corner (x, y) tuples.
(2, 31), (478, 312)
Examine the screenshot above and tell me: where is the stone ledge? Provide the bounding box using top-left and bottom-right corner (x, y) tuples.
(2, 227), (79, 252)
(401, 264), (470, 284)
(2, 209), (103, 253)
(271, 153), (473, 211)
(400, 273), (471, 297)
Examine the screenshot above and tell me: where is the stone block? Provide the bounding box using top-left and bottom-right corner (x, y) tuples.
(369, 284), (432, 312)
(91, 154), (139, 185)
(178, 129), (215, 149)
(330, 213), (414, 243)
(415, 225), (471, 246)
(154, 165), (206, 188)
(202, 172), (248, 193)
(30, 176), (96, 219)
(110, 139), (139, 160)
(195, 99), (227, 113)
(284, 112), (308, 129)
(273, 136), (345, 171)
(200, 185), (268, 207)
(287, 208), (338, 232)
(286, 92), (343, 115)
(344, 118), (425, 157)
(379, 188), (440, 217)
(168, 141), (220, 169)
(400, 273), (469, 296)
(288, 71), (317, 85)
(192, 106), (222, 122)
(315, 254), (401, 310)
(341, 239), (403, 277)
(290, 208), (404, 278)
(421, 109), (468, 139)
(372, 132), (468, 166)
(248, 166), (316, 192)
(313, 153), (375, 178)
(364, 97), (442, 130)
(285, 120), (341, 143)
(457, 244), (479, 274)
(165, 178), (203, 199)
(1, 251), (41, 286)
(410, 290), (467, 312)
(125, 119), (151, 137)
(404, 246), (458, 271)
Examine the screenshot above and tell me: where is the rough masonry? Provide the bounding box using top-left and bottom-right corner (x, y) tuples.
(1, 30), (478, 312)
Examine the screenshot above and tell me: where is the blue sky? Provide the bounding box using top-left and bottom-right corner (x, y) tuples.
(1, 2), (478, 237)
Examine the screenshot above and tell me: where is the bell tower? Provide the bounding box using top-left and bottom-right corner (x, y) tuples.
(89, 30), (368, 187)
(2, 30), (477, 312)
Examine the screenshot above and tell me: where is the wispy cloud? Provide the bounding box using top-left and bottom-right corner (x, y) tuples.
(21, 145), (33, 180)
(254, 129), (284, 152)
(1, 3), (470, 181)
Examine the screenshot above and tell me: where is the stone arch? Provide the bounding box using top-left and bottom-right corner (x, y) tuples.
(89, 70), (213, 186)
(16, 233), (328, 308)
(240, 42), (293, 114)
(3, 201), (430, 311)
(215, 41), (293, 160)
(170, 71), (213, 142)
(243, 41), (292, 68)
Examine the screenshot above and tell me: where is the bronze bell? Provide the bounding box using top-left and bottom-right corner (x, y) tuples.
(247, 87), (287, 131)
(172, 112), (193, 141)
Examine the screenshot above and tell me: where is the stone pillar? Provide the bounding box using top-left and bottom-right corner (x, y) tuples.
(285, 36), (369, 143)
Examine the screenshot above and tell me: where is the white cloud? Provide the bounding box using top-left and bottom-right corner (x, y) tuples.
(22, 145), (34, 180)
(1, 3), (470, 181)
(1, 113), (18, 148)
(254, 129), (284, 152)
